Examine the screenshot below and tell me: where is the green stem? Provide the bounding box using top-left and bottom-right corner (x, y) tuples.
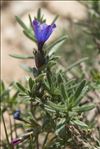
(30, 100), (36, 120)
(46, 67), (52, 88)
(9, 114), (13, 141)
(14, 119), (17, 138)
(14, 119), (19, 149)
(2, 112), (11, 149)
(29, 135), (33, 149)
(36, 135), (39, 149)
(42, 132), (49, 149)
(21, 118), (31, 125)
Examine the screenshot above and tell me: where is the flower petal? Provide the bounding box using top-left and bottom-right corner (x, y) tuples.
(32, 19), (56, 44)
(43, 24), (56, 41)
(32, 20), (41, 42)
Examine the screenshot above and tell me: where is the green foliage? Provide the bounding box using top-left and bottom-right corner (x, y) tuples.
(9, 54), (34, 59)
(15, 16), (36, 42)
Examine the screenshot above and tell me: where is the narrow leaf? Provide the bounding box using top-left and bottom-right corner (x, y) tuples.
(28, 14), (33, 28)
(20, 64), (33, 73)
(0, 81), (5, 92)
(72, 80), (86, 106)
(47, 101), (66, 112)
(74, 80), (86, 101)
(45, 36), (68, 54)
(44, 80), (50, 91)
(65, 57), (88, 73)
(72, 119), (88, 128)
(16, 16), (28, 31)
(29, 77), (34, 90)
(51, 15), (59, 24)
(23, 30), (36, 42)
(72, 104), (95, 112)
(60, 84), (67, 100)
(16, 16), (36, 43)
(37, 8), (41, 21)
(16, 83), (26, 92)
(9, 54), (34, 59)
(0, 89), (10, 100)
(35, 73), (46, 81)
(0, 83), (13, 100)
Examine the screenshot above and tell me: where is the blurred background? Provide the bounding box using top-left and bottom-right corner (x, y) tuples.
(1, 0), (90, 83)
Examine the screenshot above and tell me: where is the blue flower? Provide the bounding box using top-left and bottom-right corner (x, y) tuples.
(13, 110), (21, 120)
(32, 20), (56, 49)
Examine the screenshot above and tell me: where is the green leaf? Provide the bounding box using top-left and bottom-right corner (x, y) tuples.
(37, 8), (41, 21)
(23, 30), (36, 42)
(61, 83), (67, 100)
(47, 101), (67, 112)
(9, 54), (34, 59)
(47, 60), (56, 68)
(19, 93), (28, 97)
(29, 77), (34, 90)
(28, 14), (33, 28)
(64, 57), (88, 73)
(35, 73), (46, 81)
(16, 16), (29, 31)
(0, 83), (13, 100)
(71, 119), (88, 128)
(16, 16), (36, 42)
(16, 83), (26, 92)
(46, 35), (68, 56)
(0, 89), (10, 100)
(57, 73), (65, 84)
(72, 80), (86, 106)
(72, 104), (95, 112)
(53, 88), (61, 96)
(44, 80), (50, 91)
(44, 106), (56, 113)
(51, 15), (59, 24)
(75, 80), (86, 100)
(20, 64), (33, 73)
(0, 81), (5, 92)
(56, 123), (65, 137)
